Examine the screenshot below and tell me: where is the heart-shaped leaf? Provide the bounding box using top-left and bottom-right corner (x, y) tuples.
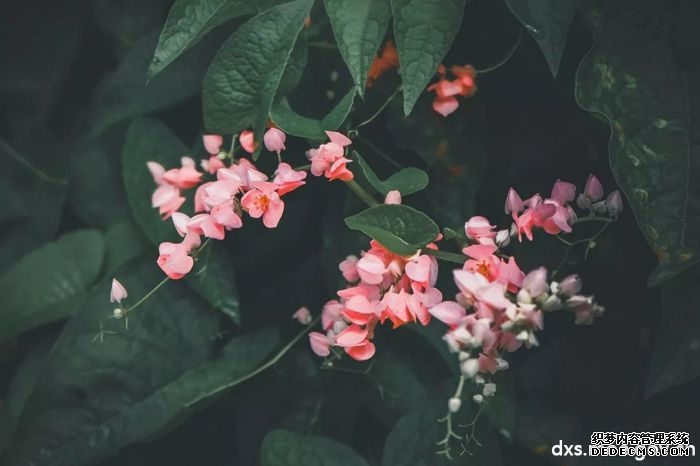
(353, 151), (428, 195)
(344, 204), (439, 255)
(324, 0), (392, 96)
(390, 0), (465, 115)
(0, 230), (105, 343)
(202, 0), (314, 152)
(262, 429), (369, 466)
(270, 88), (356, 139)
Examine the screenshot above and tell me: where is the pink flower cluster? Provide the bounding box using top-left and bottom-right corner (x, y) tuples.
(145, 129), (357, 280)
(308, 198), (443, 360)
(428, 64), (477, 117)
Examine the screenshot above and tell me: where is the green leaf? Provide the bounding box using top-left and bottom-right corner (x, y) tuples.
(202, 0), (314, 149)
(575, 1), (700, 285)
(382, 398), (502, 466)
(324, 0), (392, 96)
(104, 221), (150, 276)
(92, 0), (167, 46)
(122, 118), (241, 322)
(270, 88), (356, 139)
(353, 151), (428, 195)
(277, 31), (309, 97)
(646, 264), (700, 397)
(0, 230), (105, 344)
(261, 429), (369, 466)
(390, 0), (465, 115)
(3, 260), (278, 466)
(88, 30), (221, 138)
(344, 204), (439, 255)
(148, 0), (279, 78)
(504, 0), (577, 76)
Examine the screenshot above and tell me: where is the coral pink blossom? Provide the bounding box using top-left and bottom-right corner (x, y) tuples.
(584, 174), (604, 201)
(309, 332), (331, 356)
(432, 97), (459, 116)
(346, 341), (376, 360)
(273, 163), (307, 195)
(201, 156), (225, 174)
(292, 307), (312, 325)
(157, 233), (201, 279)
(429, 301), (465, 327)
(551, 179), (576, 205)
(239, 130), (256, 153)
(240, 182), (284, 228)
(306, 131), (354, 181)
(465, 216), (496, 242)
(339, 256), (359, 282)
(384, 190), (402, 205)
(151, 184), (186, 219)
(110, 278), (128, 303)
(263, 127), (286, 154)
(203, 134), (223, 155)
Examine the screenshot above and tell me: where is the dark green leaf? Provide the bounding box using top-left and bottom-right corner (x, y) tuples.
(88, 30), (221, 138)
(390, 0), (465, 115)
(0, 230), (105, 343)
(148, 0), (279, 78)
(4, 260), (278, 466)
(504, 0), (577, 76)
(261, 429), (369, 466)
(344, 204), (439, 255)
(122, 118), (241, 322)
(92, 0), (167, 46)
(321, 88), (357, 130)
(353, 151), (428, 195)
(646, 264), (700, 397)
(270, 88), (356, 139)
(277, 31), (309, 97)
(202, 0), (314, 150)
(575, 1), (700, 285)
(324, 0), (392, 96)
(382, 398), (502, 466)
(104, 221), (150, 276)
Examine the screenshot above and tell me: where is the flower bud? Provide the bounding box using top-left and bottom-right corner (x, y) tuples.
(551, 180), (576, 205)
(607, 190), (623, 216)
(384, 190), (402, 205)
(592, 200), (607, 213)
(472, 394), (484, 404)
(576, 193), (591, 210)
(263, 127), (286, 154)
(458, 351), (470, 362)
(505, 188), (523, 214)
(202, 134), (223, 155)
(460, 358), (480, 378)
(332, 320), (348, 334)
(584, 174), (604, 201)
(495, 229), (510, 247)
(522, 266), (548, 298)
(448, 397), (462, 413)
(541, 294), (562, 311)
(516, 288), (532, 305)
(559, 274), (582, 297)
(113, 308), (126, 319)
(483, 383), (497, 397)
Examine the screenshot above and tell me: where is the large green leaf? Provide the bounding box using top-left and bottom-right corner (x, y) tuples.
(646, 264), (700, 397)
(122, 118), (241, 323)
(324, 0), (392, 96)
(344, 204), (439, 255)
(88, 30), (221, 138)
(504, 0), (577, 76)
(148, 0), (282, 78)
(3, 260), (278, 466)
(390, 0), (465, 115)
(353, 151), (428, 196)
(0, 230), (105, 343)
(261, 429), (369, 466)
(382, 398), (502, 466)
(575, 0), (700, 285)
(202, 0), (314, 148)
(270, 88), (356, 139)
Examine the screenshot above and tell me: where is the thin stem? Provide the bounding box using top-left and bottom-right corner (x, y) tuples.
(124, 276), (170, 314)
(356, 135), (402, 169)
(424, 248), (466, 265)
(293, 163), (311, 171)
(308, 41), (337, 50)
(228, 134), (237, 162)
(185, 315), (322, 407)
(475, 29), (523, 74)
(345, 179), (380, 207)
(354, 86), (402, 130)
(574, 216), (613, 225)
(0, 139), (68, 186)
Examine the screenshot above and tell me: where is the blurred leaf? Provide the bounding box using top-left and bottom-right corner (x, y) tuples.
(646, 264), (700, 397)
(353, 151), (428, 195)
(104, 221), (150, 276)
(121, 118), (241, 322)
(382, 397), (502, 466)
(324, 0), (392, 96)
(390, 0), (465, 115)
(148, 0), (281, 78)
(92, 0), (167, 46)
(345, 205), (439, 256)
(371, 349), (427, 416)
(484, 372), (516, 437)
(504, 0), (576, 76)
(576, 1), (700, 285)
(277, 32), (309, 97)
(3, 260), (278, 466)
(0, 230), (105, 344)
(261, 429), (369, 466)
(270, 88), (356, 139)
(88, 30), (221, 138)
(202, 0), (314, 153)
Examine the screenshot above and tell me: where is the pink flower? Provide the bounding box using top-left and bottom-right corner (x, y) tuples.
(607, 190), (623, 215)
(465, 216), (496, 241)
(584, 174), (604, 201)
(239, 130), (256, 153)
(306, 131), (353, 181)
(162, 157), (202, 189)
(309, 332), (331, 356)
(186, 213), (225, 240)
(345, 341), (376, 361)
(273, 163), (306, 195)
(384, 190), (402, 205)
(429, 301), (465, 326)
(147, 161), (166, 185)
(550, 180), (576, 205)
(240, 182), (284, 228)
(203, 134), (223, 155)
(151, 185), (185, 219)
(521, 267), (548, 298)
(505, 188), (523, 214)
(110, 278), (128, 303)
(263, 127), (286, 154)
(356, 253), (386, 285)
(339, 255), (359, 282)
(342, 295), (378, 325)
(292, 307), (312, 325)
(558, 274), (582, 297)
(157, 233), (201, 279)
(201, 156), (225, 174)
(432, 96), (459, 116)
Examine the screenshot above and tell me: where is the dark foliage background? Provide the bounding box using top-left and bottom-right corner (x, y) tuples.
(1, 0), (698, 465)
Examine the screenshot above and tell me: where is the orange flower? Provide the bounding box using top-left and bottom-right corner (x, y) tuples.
(427, 64), (477, 116)
(367, 41), (400, 87)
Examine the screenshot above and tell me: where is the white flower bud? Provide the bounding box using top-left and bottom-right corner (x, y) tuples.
(332, 320), (348, 334)
(460, 358), (480, 378)
(495, 358), (509, 371)
(458, 351), (470, 362)
(495, 229), (511, 247)
(113, 308), (126, 319)
(448, 397), (462, 413)
(472, 394), (484, 404)
(483, 383), (497, 397)
(216, 150), (228, 160)
(516, 289), (532, 305)
(475, 375), (485, 384)
(542, 294), (562, 311)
